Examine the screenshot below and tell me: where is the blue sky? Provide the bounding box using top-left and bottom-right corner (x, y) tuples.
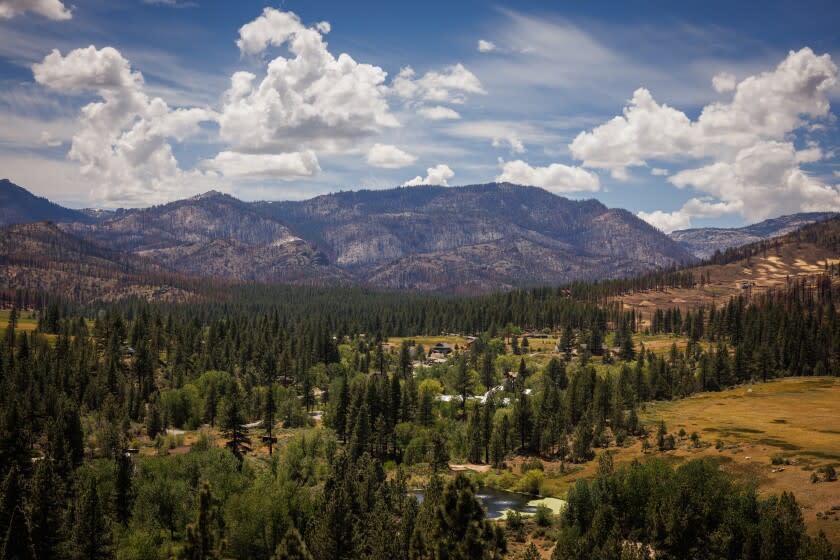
(1, 0), (839, 232)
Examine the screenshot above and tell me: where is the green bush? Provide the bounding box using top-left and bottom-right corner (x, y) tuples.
(771, 453), (790, 465)
(513, 469), (544, 495)
(535, 504), (553, 527)
(520, 458), (544, 473)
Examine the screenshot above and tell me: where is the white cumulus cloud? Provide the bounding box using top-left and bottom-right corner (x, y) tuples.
(0, 0), (71, 20)
(393, 64), (485, 105)
(32, 45), (217, 206)
(366, 143), (417, 169)
(220, 7), (399, 154)
(712, 72), (737, 93)
(636, 209), (692, 233)
(496, 160), (600, 193)
(201, 151), (320, 179)
(403, 164), (454, 186)
(571, 48), (840, 227)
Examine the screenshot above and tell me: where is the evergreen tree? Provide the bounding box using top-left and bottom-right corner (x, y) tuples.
(335, 374), (350, 443)
(28, 460), (63, 560)
(454, 357), (474, 416)
(2, 505), (36, 560)
(409, 474), (504, 560)
(273, 527), (313, 560)
(221, 383), (251, 464)
(114, 452), (133, 525)
(181, 481), (223, 560)
(264, 383), (277, 455)
(70, 476), (110, 560)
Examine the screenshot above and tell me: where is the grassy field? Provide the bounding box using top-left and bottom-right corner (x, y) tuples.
(642, 377), (840, 543)
(0, 308), (39, 332)
(387, 335), (470, 349)
(540, 377), (840, 545)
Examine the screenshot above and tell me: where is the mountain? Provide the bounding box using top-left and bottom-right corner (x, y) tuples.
(0, 182), (697, 294)
(0, 222), (193, 302)
(60, 190), (347, 284)
(0, 178), (92, 226)
(616, 215), (840, 317)
(257, 183), (696, 292)
(670, 212), (838, 259)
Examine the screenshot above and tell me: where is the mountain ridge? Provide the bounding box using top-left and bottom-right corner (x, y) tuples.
(670, 212), (839, 258)
(0, 178), (93, 226)
(0, 179), (712, 292)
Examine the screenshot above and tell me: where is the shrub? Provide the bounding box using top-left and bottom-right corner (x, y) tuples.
(535, 505), (553, 527)
(771, 453), (790, 466)
(514, 469), (544, 495)
(506, 510), (523, 530)
(520, 458), (544, 473)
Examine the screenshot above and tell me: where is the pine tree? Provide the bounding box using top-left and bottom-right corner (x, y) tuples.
(115, 452), (133, 525)
(28, 460), (63, 560)
(335, 374), (349, 443)
(480, 350), (496, 389)
(146, 400), (163, 439)
(272, 527), (313, 560)
(513, 391), (533, 452)
(349, 402), (370, 459)
(2, 505), (36, 560)
(71, 476), (110, 560)
(264, 383), (277, 455)
(409, 474), (504, 560)
(221, 383), (251, 464)
(181, 481), (223, 560)
(399, 340), (412, 378)
(454, 357), (474, 416)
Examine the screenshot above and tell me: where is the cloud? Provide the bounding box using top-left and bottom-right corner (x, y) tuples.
(33, 45), (217, 206)
(669, 141), (839, 221)
(220, 8), (398, 154)
(417, 105), (461, 120)
(478, 39), (496, 53)
(366, 143), (417, 168)
(496, 160), (600, 193)
(0, 0), (71, 20)
(571, 48), (840, 225)
(712, 71), (736, 93)
(201, 151), (320, 179)
(403, 164), (454, 186)
(38, 131), (62, 147)
(442, 120), (568, 155)
(636, 209), (691, 233)
(650, 167), (668, 176)
(393, 64), (485, 105)
(492, 135), (525, 154)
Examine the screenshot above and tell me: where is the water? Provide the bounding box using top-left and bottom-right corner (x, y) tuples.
(414, 486), (539, 520)
(475, 486), (539, 519)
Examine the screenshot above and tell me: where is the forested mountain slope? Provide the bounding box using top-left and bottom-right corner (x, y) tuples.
(671, 212), (838, 259)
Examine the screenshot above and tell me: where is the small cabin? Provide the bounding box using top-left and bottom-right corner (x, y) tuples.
(430, 342), (453, 356)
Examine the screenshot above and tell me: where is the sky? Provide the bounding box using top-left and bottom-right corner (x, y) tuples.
(1, 0), (840, 232)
